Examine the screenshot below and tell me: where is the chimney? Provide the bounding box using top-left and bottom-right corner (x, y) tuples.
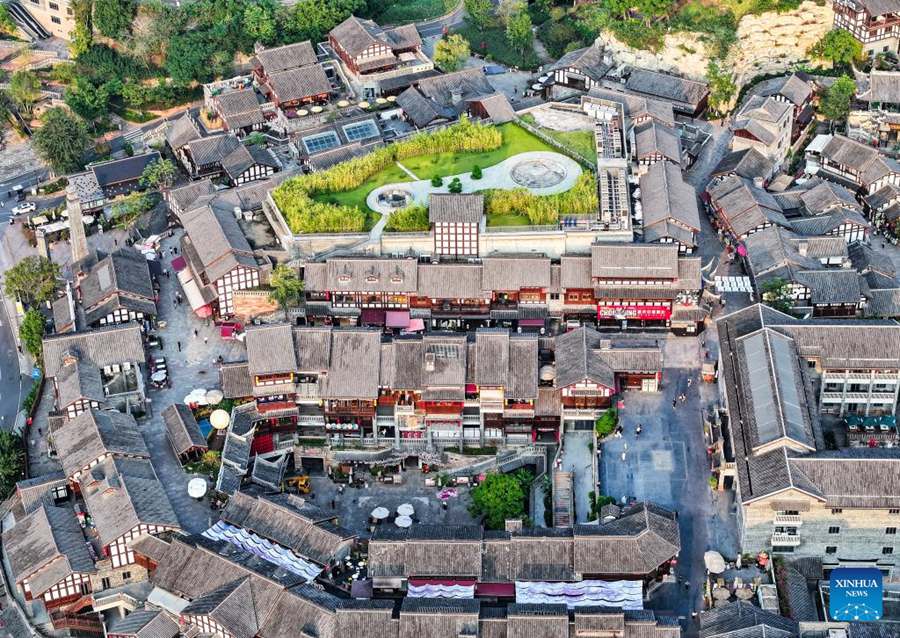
(797, 240), (809, 257)
(752, 176), (765, 189)
(61, 349), (78, 367)
(450, 88), (462, 104)
(66, 188), (90, 266)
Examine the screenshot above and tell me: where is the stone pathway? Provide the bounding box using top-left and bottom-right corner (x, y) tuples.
(395, 161), (419, 181)
(366, 151), (582, 214)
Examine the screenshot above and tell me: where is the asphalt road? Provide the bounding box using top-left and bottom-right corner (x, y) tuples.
(0, 214), (28, 433)
(416, 0), (465, 37)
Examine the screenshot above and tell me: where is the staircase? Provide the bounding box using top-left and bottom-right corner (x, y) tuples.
(5, 2), (51, 40)
(553, 470), (574, 528)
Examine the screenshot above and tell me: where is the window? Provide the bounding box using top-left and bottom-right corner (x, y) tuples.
(342, 119), (379, 142)
(829, 526), (840, 534)
(826, 546), (837, 554)
(100, 577), (110, 590)
(48, 1), (59, 8)
(883, 547), (894, 555)
(890, 509), (900, 515)
(51, 16), (61, 23)
(301, 131), (340, 154)
(831, 508), (843, 515)
(888, 527), (897, 535)
(121, 571), (131, 582)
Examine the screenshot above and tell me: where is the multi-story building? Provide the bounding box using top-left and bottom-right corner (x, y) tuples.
(810, 134), (900, 195)
(833, 0), (900, 55)
(77, 248), (158, 330)
(67, 152), (161, 214)
(717, 304), (900, 576)
(179, 202), (266, 317)
(639, 161), (701, 253)
(753, 73), (816, 142)
(731, 96), (794, 169)
(707, 175), (793, 240)
(16, 0), (74, 39)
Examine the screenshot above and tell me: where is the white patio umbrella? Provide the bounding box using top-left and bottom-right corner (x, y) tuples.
(395, 515), (413, 528)
(151, 370), (167, 382)
(210, 409), (231, 430)
(206, 389), (224, 405)
(397, 503), (414, 517)
(187, 478), (208, 499)
(371, 507), (390, 520)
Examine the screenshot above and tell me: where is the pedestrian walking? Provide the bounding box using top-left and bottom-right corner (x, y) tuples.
(177, 340), (182, 352)
(687, 377), (693, 387)
(194, 329), (198, 338)
(165, 270), (170, 279)
(204, 336), (208, 345)
(672, 398), (677, 409)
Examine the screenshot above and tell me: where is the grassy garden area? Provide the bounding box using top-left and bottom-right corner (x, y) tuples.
(454, 21), (541, 70)
(519, 114), (596, 162)
(309, 122), (556, 216)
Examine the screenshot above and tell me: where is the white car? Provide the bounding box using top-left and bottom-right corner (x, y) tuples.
(12, 202), (36, 215)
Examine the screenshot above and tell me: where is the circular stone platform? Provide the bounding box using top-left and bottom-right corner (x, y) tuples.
(511, 157), (568, 188)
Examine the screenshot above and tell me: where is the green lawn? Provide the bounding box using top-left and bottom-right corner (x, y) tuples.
(312, 123), (556, 213)
(486, 213), (531, 226)
(454, 21), (541, 70)
(520, 114), (595, 162)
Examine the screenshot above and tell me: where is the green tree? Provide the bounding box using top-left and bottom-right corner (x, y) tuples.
(64, 78), (110, 128)
(761, 277), (794, 313)
(464, 0), (493, 31)
(431, 175), (443, 187)
(93, 0), (136, 38)
(2, 256), (60, 306)
(8, 71), (41, 118)
(505, 9), (533, 54)
(70, 0), (94, 57)
(281, 0), (365, 44)
(245, 132), (266, 146)
(471, 164), (482, 179)
(0, 4), (17, 36)
(385, 205), (430, 232)
(497, 0), (525, 25)
(268, 264), (304, 319)
(0, 431), (25, 499)
(111, 192), (153, 231)
(469, 471), (530, 529)
(140, 158), (178, 190)
(33, 108), (90, 175)
(809, 29), (862, 67)
(165, 30), (225, 84)
(433, 33), (470, 72)
(19, 309), (45, 360)
(820, 75), (857, 128)
(243, 1), (277, 45)
(706, 59), (736, 116)
(448, 177), (463, 193)
(595, 408), (617, 437)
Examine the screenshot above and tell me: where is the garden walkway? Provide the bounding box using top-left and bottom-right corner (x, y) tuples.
(395, 161), (420, 181)
(366, 151), (582, 214)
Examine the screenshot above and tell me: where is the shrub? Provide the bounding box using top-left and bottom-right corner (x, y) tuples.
(595, 408), (617, 437)
(485, 172), (597, 225)
(471, 165), (483, 180)
(431, 175), (443, 187)
(448, 177), (463, 193)
(385, 204), (430, 232)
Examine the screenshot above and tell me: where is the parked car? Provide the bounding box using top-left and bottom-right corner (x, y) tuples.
(12, 202), (36, 215)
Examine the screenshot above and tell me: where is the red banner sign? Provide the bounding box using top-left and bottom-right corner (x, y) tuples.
(597, 305), (672, 320)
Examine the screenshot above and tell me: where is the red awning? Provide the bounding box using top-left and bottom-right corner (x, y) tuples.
(407, 318), (425, 332)
(475, 582), (515, 597)
(361, 309), (386, 326)
(171, 256), (187, 272)
(386, 310), (410, 328)
(519, 319), (545, 327)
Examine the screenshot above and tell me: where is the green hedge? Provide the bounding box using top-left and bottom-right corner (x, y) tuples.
(485, 172), (598, 225)
(385, 204), (430, 232)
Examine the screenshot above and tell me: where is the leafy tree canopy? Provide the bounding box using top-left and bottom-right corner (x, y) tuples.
(3, 256), (60, 306)
(706, 59), (737, 115)
(464, 0), (493, 31)
(268, 264), (304, 318)
(761, 277), (794, 314)
(809, 29), (862, 66)
(19, 309), (45, 360)
(0, 432), (25, 499)
(434, 33), (471, 73)
(469, 469), (533, 529)
(505, 9), (533, 54)
(93, 0), (136, 39)
(141, 158), (178, 190)
(820, 75), (857, 125)
(9, 71), (41, 117)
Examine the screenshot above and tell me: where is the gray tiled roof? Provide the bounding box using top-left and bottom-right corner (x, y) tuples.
(321, 329), (382, 399)
(555, 327), (661, 389)
(712, 148), (775, 182)
(105, 608), (180, 638)
(80, 248), (157, 324)
(634, 120), (681, 163)
(625, 69), (708, 110)
(2, 504), (96, 596)
(54, 409), (149, 478)
(699, 601), (798, 638)
(330, 15), (420, 58)
(216, 90), (264, 130)
(548, 44), (610, 81)
(707, 175), (791, 237)
(732, 96), (791, 145)
(162, 404), (208, 457)
(585, 88), (676, 127)
(482, 256), (551, 290)
(181, 203), (257, 283)
(822, 134), (900, 186)
(267, 64), (331, 103)
(428, 193), (484, 223)
(245, 324), (298, 376)
(417, 263), (487, 299)
(591, 243), (680, 279)
(79, 456), (179, 547)
(255, 40), (318, 74)
(794, 269), (862, 304)
(797, 180), (859, 216)
(187, 133), (243, 167)
(857, 69), (900, 103)
(324, 258), (418, 293)
(221, 362), (253, 398)
(639, 161), (700, 240)
(56, 358), (105, 409)
(165, 112), (202, 151)
(755, 73), (813, 107)
(42, 323), (145, 377)
(470, 93), (516, 124)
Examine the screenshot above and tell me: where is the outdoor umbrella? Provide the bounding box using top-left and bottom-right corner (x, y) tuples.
(210, 409), (230, 430)
(704, 551), (726, 574)
(371, 507), (390, 520)
(151, 371), (167, 382)
(206, 389), (224, 405)
(395, 515), (413, 528)
(397, 503), (414, 517)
